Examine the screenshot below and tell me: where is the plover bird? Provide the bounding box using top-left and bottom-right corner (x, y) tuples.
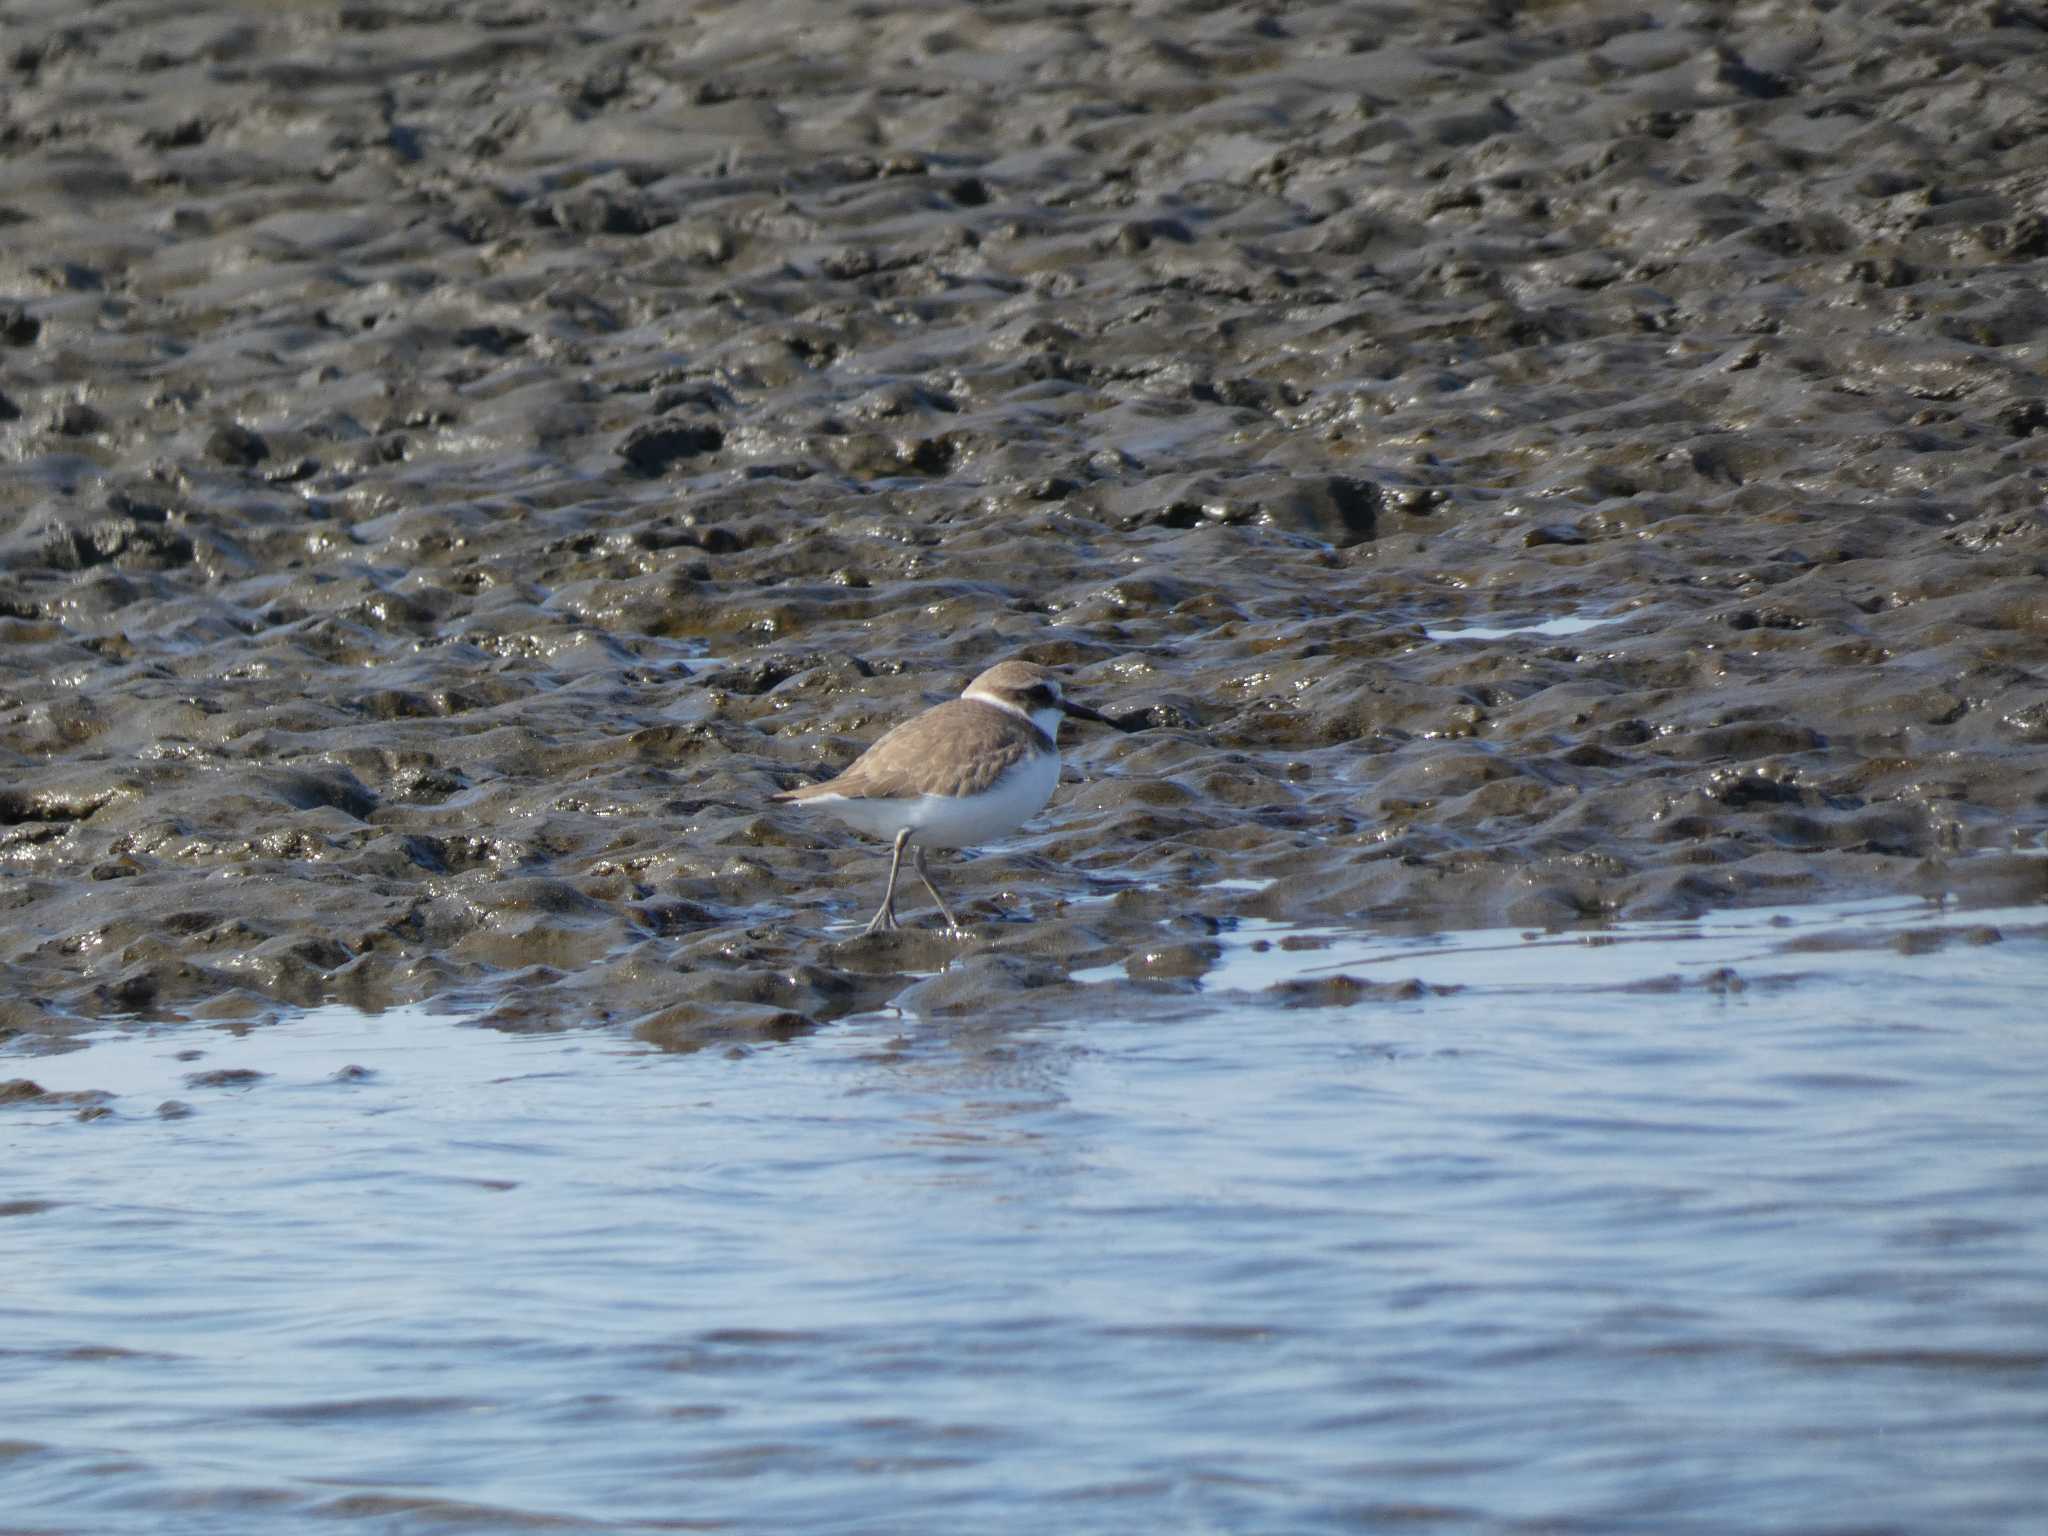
(771, 660), (1130, 934)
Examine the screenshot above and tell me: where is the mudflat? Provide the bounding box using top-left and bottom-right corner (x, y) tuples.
(4, 0), (2046, 1043)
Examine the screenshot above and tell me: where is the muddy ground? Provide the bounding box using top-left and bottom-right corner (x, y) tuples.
(3, 0), (2047, 1046)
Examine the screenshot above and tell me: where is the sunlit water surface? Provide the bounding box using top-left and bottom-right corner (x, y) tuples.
(1421, 613), (1626, 641)
(5, 896), (2047, 1535)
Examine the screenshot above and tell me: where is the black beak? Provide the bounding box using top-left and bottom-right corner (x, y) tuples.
(1061, 698), (1133, 731)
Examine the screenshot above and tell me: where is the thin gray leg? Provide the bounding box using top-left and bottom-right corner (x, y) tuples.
(914, 844), (962, 931)
(864, 828), (911, 935)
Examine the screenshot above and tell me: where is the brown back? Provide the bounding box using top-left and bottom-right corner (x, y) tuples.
(775, 698), (1051, 801)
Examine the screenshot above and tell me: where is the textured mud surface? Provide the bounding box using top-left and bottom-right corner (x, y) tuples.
(4, 0), (2047, 1043)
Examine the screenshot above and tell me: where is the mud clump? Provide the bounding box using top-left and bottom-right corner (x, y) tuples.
(183, 1069), (269, 1090)
(3, 2), (2047, 1044)
(1267, 975), (1443, 1008)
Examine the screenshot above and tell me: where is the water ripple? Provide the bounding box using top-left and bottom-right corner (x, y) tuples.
(4, 896), (2047, 1534)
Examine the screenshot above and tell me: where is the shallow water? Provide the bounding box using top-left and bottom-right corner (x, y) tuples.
(6, 895), (2047, 1534)
(1419, 613), (1627, 642)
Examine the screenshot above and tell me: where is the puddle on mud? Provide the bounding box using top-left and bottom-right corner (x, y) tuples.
(6, 894), (2047, 1535)
(1422, 612), (1629, 641)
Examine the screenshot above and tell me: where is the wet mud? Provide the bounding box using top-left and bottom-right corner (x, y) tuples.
(4, 0), (2047, 1043)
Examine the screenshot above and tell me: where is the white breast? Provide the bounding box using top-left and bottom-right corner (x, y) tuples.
(804, 747), (1062, 849)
